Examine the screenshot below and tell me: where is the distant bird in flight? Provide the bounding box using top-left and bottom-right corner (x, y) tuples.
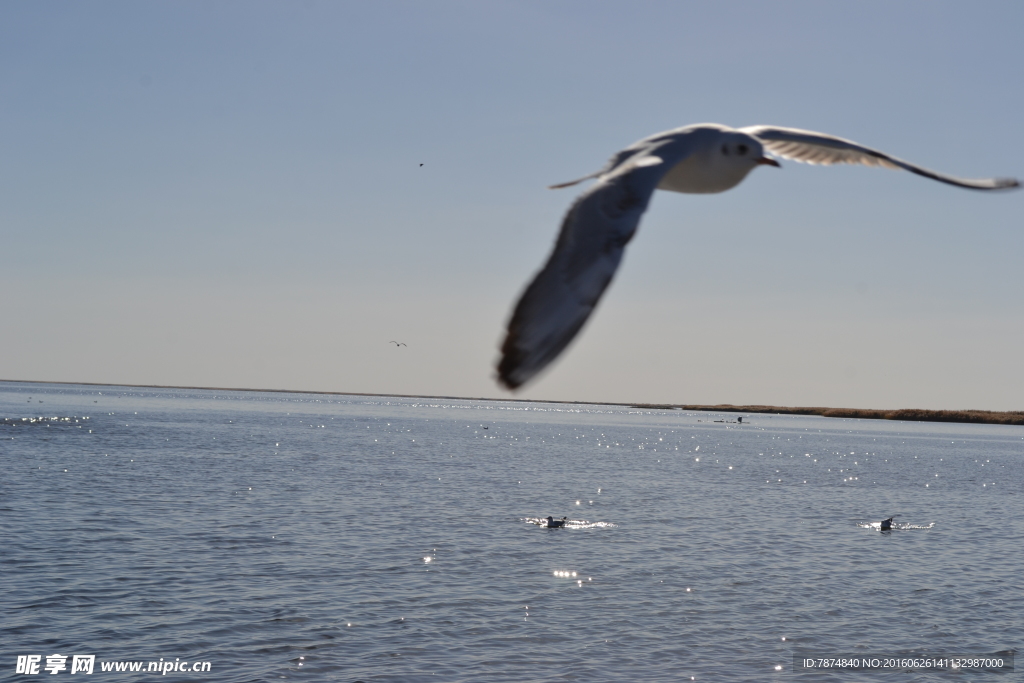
(389, 341), (407, 347)
(419, 163), (424, 167)
(496, 123), (1019, 390)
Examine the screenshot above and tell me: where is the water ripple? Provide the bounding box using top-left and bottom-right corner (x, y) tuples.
(2, 381), (1022, 682)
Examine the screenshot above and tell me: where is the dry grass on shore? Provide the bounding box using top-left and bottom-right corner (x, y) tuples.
(630, 404), (1024, 426)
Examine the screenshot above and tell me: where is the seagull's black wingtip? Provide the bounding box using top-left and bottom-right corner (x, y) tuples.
(496, 335), (527, 391)
(495, 351), (529, 391)
(495, 367), (522, 392)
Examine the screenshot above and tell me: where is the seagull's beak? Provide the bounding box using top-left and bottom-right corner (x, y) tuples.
(756, 155), (781, 167)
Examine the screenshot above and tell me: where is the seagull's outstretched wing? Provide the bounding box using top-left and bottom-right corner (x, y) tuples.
(497, 141), (692, 390)
(741, 125), (1020, 191)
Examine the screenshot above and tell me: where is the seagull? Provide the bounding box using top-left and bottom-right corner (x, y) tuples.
(496, 123), (1019, 390)
(389, 341), (407, 347)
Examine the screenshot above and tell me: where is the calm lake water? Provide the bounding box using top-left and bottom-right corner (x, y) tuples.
(2, 381), (1021, 682)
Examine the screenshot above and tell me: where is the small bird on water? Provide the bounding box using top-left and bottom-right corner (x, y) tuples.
(545, 516), (567, 528)
(880, 517), (894, 531)
(496, 123), (1019, 390)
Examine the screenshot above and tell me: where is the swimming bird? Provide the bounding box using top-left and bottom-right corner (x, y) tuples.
(880, 517), (894, 531)
(496, 123), (1019, 390)
(545, 516), (567, 528)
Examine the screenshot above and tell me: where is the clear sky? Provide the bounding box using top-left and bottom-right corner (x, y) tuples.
(2, 1), (1021, 409)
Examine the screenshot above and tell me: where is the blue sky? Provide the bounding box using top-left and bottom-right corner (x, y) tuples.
(2, 1), (1021, 409)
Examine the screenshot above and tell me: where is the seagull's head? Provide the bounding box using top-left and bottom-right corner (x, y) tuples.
(717, 132), (780, 172)
(666, 129), (781, 194)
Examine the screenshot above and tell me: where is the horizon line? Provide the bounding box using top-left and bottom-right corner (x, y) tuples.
(2, 378), (1022, 426)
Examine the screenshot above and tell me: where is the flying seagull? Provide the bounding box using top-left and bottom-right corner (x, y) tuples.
(496, 123), (1019, 390)
(389, 341), (407, 347)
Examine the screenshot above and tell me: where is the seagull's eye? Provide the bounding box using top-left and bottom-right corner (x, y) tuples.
(721, 145), (729, 156)
(737, 144), (748, 155)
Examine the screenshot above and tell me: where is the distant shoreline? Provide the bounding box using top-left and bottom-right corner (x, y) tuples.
(628, 403), (1024, 426)
(2, 378), (1022, 426)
